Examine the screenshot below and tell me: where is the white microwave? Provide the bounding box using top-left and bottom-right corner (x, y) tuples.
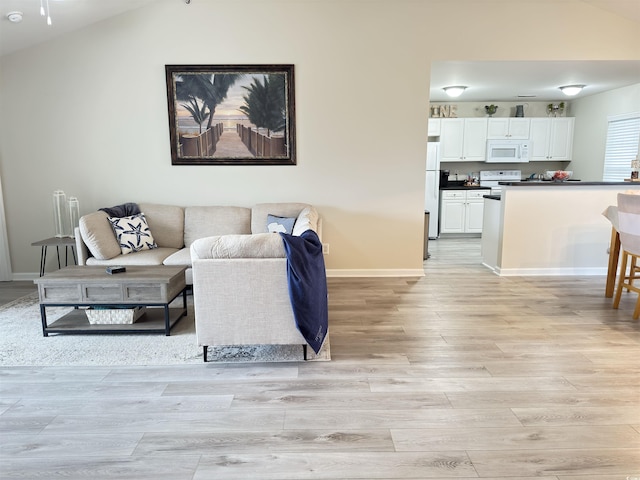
(486, 139), (530, 163)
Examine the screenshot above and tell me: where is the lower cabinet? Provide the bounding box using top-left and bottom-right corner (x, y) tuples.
(440, 189), (489, 234)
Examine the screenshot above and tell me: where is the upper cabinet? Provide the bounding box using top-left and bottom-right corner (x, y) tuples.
(440, 118), (488, 162)
(529, 117), (575, 161)
(438, 115), (575, 163)
(428, 118), (441, 137)
(487, 118), (530, 139)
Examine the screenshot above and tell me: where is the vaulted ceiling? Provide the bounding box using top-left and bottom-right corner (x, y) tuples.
(1, 0), (638, 102)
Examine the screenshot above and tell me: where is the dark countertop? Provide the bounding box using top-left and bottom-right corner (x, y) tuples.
(499, 181), (636, 186)
(440, 185), (491, 190)
(483, 195), (501, 200)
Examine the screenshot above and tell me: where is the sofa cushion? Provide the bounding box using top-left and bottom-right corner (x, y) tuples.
(292, 206), (319, 236)
(190, 233), (285, 260)
(267, 214), (296, 234)
(138, 203), (184, 249)
(79, 211), (121, 260)
(85, 247), (178, 266)
(162, 247), (192, 266)
(108, 213), (158, 255)
(184, 206), (251, 247)
(252, 203), (310, 234)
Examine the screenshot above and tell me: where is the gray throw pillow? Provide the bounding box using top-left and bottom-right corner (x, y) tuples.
(267, 214), (296, 234)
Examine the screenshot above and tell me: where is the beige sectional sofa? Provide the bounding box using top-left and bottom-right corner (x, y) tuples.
(75, 202), (320, 285)
(75, 202), (325, 359)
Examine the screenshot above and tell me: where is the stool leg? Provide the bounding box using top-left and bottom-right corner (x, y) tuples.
(606, 228), (620, 298)
(613, 251), (629, 309)
(629, 255), (638, 287)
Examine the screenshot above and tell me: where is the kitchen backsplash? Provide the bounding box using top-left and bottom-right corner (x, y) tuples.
(442, 160), (572, 181)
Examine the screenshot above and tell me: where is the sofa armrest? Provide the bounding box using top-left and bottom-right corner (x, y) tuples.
(190, 233), (285, 260)
(316, 217), (323, 242)
(74, 227), (90, 266)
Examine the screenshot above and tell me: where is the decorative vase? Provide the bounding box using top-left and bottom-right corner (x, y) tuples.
(53, 190), (70, 238)
(68, 197), (80, 238)
(485, 105), (498, 117)
(547, 103), (565, 117)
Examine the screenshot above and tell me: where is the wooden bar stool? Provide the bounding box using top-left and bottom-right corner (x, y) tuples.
(613, 193), (640, 319)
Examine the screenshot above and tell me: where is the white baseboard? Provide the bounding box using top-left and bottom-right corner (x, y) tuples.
(326, 269), (425, 277)
(494, 266), (608, 276)
(11, 273), (38, 281)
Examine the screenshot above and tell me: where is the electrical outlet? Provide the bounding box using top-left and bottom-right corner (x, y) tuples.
(322, 243), (330, 254)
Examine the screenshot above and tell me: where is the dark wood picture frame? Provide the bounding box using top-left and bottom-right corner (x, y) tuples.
(165, 64), (296, 165)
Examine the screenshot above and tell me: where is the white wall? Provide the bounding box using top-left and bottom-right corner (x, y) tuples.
(570, 83), (640, 181)
(1, 0), (639, 278)
(0, 175), (12, 281)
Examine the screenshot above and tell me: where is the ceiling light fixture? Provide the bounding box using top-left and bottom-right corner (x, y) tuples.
(40, 0), (52, 25)
(6, 11), (23, 23)
(559, 85), (585, 96)
(443, 86), (467, 98)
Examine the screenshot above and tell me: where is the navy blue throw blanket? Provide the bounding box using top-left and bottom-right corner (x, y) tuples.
(99, 202), (141, 218)
(279, 230), (328, 354)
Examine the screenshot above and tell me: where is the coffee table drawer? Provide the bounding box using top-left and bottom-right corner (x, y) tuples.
(83, 284), (123, 302)
(39, 284), (80, 302)
(125, 284), (163, 302)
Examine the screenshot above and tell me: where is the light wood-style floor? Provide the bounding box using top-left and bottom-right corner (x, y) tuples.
(1, 238), (639, 479)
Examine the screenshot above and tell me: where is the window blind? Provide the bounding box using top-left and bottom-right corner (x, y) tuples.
(602, 112), (640, 181)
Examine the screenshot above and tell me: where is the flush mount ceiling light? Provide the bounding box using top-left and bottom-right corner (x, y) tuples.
(40, 0), (52, 25)
(559, 85), (585, 96)
(6, 11), (23, 23)
(443, 86), (467, 98)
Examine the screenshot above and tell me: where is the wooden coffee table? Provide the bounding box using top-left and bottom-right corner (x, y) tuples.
(34, 265), (187, 336)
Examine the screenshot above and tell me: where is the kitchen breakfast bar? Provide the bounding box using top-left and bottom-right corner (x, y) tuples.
(481, 181), (640, 277)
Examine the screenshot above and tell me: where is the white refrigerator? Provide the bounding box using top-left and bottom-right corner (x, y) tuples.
(425, 141), (440, 239)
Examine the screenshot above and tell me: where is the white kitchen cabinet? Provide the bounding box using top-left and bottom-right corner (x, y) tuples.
(440, 190), (466, 233)
(487, 118), (530, 139)
(440, 189), (489, 234)
(465, 191), (486, 232)
(440, 118), (488, 162)
(440, 119), (464, 162)
(427, 118), (441, 136)
(529, 117), (575, 161)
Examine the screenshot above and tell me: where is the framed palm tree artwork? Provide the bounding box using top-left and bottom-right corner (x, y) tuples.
(165, 64), (296, 165)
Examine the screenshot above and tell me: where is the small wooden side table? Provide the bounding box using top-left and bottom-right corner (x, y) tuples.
(31, 237), (77, 277)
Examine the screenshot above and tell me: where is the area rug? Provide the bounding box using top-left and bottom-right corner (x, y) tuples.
(0, 293), (330, 366)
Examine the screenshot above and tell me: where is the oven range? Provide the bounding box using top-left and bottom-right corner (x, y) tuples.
(479, 170), (522, 196)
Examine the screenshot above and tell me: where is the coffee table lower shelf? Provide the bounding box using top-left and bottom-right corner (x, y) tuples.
(40, 303), (187, 336)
